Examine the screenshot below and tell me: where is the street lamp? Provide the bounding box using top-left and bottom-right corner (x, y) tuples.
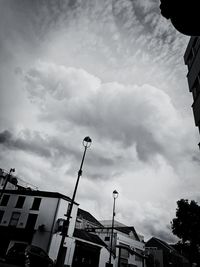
(0, 168), (15, 200)
(56, 136), (92, 267)
(108, 190), (119, 267)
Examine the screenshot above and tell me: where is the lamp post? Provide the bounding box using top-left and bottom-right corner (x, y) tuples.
(0, 168), (15, 200)
(108, 190), (119, 267)
(56, 136), (92, 267)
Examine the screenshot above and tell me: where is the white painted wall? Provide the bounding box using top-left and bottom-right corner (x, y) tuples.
(116, 232), (145, 267)
(0, 191), (78, 266)
(95, 229), (145, 267)
(31, 197), (60, 251)
(117, 232), (145, 250)
(99, 247), (110, 267)
(0, 193), (33, 227)
(47, 198), (79, 265)
(0, 194), (58, 230)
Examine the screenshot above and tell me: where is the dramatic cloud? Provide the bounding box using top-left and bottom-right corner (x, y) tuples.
(0, 0), (199, 242)
(24, 61), (190, 165)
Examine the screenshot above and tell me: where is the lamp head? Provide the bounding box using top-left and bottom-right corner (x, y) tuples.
(83, 136), (92, 148)
(113, 190), (119, 199)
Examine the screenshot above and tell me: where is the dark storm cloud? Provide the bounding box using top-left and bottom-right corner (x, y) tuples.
(192, 155), (200, 163)
(0, 129), (115, 178)
(0, 130), (51, 157)
(0, 130), (12, 143)
(0, 129), (79, 161)
(64, 147), (117, 180)
(86, 152), (114, 167)
(135, 127), (163, 162)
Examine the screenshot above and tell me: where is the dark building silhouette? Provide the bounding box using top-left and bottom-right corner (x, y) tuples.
(145, 237), (190, 267)
(159, 0), (200, 36)
(184, 36), (200, 149)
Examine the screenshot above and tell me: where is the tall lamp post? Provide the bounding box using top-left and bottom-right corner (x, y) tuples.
(0, 168), (15, 200)
(56, 136), (92, 267)
(108, 190), (119, 267)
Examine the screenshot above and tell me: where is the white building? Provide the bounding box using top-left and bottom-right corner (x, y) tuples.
(75, 208), (111, 267)
(93, 220), (146, 267)
(0, 189), (78, 266)
(0, 188), (110, 267)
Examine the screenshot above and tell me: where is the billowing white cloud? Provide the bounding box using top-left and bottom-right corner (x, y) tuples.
(24, 61), (189, 164)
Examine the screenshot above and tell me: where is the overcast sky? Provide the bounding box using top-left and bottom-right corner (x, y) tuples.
(0, 0), (199, 242)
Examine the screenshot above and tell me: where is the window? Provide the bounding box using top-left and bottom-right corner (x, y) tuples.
(105, 236), (110, 241)
(0, 194), (10, 206)
(15, 196), (26, 209)
(25, 214), (38, 230)
(0, 210), (4, 223)
(9, 212), (20, 227)
(31, 198), (41, 210)
(119, 243), (129, 259)
(135, 248), (143, 261)
(121, 247), (129, 259)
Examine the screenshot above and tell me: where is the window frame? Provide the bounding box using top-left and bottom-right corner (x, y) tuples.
(9, 211), (21, 227)
(0, 194), (10, 206)
(15, 196), (26, 209)
(30, 198), (41, 210)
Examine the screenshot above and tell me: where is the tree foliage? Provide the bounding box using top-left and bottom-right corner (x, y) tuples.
(171, 199), (200, 245)
(171, 199), (200, 265)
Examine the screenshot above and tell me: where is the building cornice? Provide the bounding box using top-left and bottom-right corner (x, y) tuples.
(0, 189), (79, 205)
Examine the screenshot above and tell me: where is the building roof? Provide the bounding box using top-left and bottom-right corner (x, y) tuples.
(73, 229), (107, 247)
(100, 220), (127, 227)
(0, 189), (78, 204)
(90, 225), (140, 241)
(77, 208), (103, 227)
(146, 237), (178, 253)
(115, 226), (140, 241)
(146, 237), (190, 263)
(100, 220), (140, 240)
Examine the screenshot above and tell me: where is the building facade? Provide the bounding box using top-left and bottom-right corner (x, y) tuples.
(0, 168), (145, 267)
(75, 212), (146, 267)
(0, 189), (78, 266)
(184, 36), (200, 148)
(75, 208), (111, 267)
(92, 220), (146, 267)
(0, 188), (110, 267)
